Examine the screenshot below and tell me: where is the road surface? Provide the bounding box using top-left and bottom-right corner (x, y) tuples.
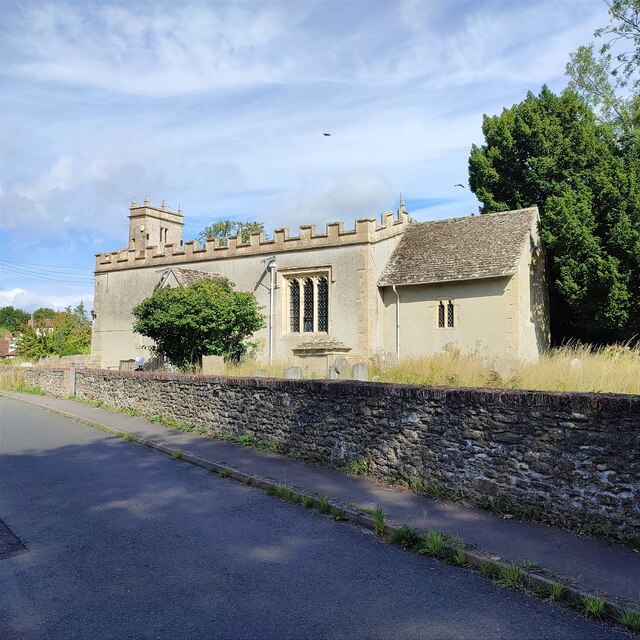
(0, 396), (625, 639)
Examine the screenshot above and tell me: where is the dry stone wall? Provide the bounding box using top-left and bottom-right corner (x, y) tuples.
(23, 367), (69, 396)
(65, 369), (640, 535)
(12, 367), (638, 533)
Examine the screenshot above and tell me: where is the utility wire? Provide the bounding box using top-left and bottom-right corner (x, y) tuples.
(1, 259), (93, 272)
(0, 265), (94, 285)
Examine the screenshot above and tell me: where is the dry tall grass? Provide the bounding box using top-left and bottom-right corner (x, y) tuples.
(370, 343), (640, 395)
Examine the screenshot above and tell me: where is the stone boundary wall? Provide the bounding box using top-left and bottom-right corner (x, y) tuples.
(23, 367), (69, 396)
(15, 367), (640, 534)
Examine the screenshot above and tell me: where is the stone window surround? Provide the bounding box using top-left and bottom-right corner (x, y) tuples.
(435, 298), (457, 329)
(279, 266), (332, 335)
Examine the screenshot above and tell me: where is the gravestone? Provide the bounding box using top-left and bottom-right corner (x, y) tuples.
(284, 366), (302, 379)
(329, 356), (349, 380)
(351, 363), (369, 381)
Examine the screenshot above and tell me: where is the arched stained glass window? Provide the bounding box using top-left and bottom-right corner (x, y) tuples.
(317, 277), (328, 332)
(290, 279), (300, 332)
(303, 278), (314, 332)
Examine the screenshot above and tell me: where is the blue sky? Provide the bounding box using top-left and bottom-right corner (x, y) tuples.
(0, 0), (608, 312)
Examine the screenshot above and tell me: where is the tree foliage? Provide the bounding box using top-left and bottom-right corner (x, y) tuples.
(17, 304), (92, 359)
(132, 277), (265, 370)
(0, 306), (29, 332)
(469, 86), (640, 343)
(567, 0), (639, 136)
(33, 307), (56, 323)
(198, 220), (267, 247)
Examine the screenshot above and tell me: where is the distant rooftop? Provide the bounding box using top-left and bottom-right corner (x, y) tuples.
(378, 207), (538, 287)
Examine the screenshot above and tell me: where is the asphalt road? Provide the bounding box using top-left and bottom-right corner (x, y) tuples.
(0, 396), (626, 640)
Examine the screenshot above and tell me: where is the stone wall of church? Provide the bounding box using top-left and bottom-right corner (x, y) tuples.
(62, 369), (639, 535)
(91, 210), (408, 369)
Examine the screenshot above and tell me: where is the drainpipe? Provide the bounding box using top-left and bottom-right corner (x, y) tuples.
(392, 285), (400, 359)
(266, 258), (277, 365)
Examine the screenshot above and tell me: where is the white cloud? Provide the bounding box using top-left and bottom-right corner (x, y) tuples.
(0, 288), (93, 313)
(0, 0), (611, 260)
(275, 170), (396, 231)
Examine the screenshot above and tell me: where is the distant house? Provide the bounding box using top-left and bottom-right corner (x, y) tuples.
(90, 198), (550, 370)
(0, 332), (17, 360)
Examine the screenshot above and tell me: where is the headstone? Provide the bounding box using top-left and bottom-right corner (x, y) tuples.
(333, 356), (349, 375)
(284, 366), (302, 380)
(251, 369), (269, 378)
(328, 365), (338, 380)
(351, 362), (368, 381)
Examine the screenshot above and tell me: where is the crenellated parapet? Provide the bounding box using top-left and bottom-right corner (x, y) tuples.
(96, 208), (410, 272)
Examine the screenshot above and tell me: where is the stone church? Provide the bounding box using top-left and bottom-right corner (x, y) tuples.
(91, 198), (550, 370)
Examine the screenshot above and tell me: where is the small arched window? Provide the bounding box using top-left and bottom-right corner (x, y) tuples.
(438, 300), (455, 328)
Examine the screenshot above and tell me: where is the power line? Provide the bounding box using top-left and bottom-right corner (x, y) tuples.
(0, 259), (92, 272)
(0, 265), (94, 285)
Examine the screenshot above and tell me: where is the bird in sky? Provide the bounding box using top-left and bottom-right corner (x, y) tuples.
(454, 183), (465, 188)
(323, 133), (331, 136)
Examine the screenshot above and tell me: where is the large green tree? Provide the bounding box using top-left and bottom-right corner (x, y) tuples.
(0, 306), (29, 333)
(469, 86), (640, 343)
(198, 220), (267, 247)
(17, 304), (92, 359)
(566, 0), (639, 137)
(132, 277), (264, 370)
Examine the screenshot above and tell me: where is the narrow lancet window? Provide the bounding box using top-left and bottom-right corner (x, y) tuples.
(290, 279), (300, 332)
(447, 301), (455, 327)
(317, 277), (328, 332)
(438, 301), (445, 328)
(303, 278), (314, 332)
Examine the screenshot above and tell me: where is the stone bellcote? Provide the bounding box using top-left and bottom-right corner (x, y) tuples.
(128, 196), (184, 254)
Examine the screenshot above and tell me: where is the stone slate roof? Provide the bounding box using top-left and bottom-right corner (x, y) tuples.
(378, 208), (537, 287)
(158, 267), (218, 288)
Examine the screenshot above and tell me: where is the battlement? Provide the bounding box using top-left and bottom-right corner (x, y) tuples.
(96, 207), (410, 272)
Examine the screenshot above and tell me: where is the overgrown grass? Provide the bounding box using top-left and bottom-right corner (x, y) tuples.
(479, 560), (500, 579)
(619, 609), (640, 631)
(148, 414), (200, 432)
(387, 525), (422, 550)
(372, 506), (386, 537)
(318, 494), (330, 514)
(172, 449), (183, 459)
(219, 468), (231, 478)
(235, 434), (255, 447)
(115, 431), (139, 443)
(345, 456), (372, 477)
(0, 368), (46, 394)
(370, 343), (640, 395)
(545, 582), (566, 601)
(300, 495), (315, 509)
(496, 565), (524, 588)
(581, 595), (606, 618)
(418, 530), (447, 557)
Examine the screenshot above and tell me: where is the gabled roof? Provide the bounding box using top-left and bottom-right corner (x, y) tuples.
(378, 207), (537, 287)
(157, 267), (219, 289)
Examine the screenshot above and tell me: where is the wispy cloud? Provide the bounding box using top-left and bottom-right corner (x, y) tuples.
(0, 0), (609, 309)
